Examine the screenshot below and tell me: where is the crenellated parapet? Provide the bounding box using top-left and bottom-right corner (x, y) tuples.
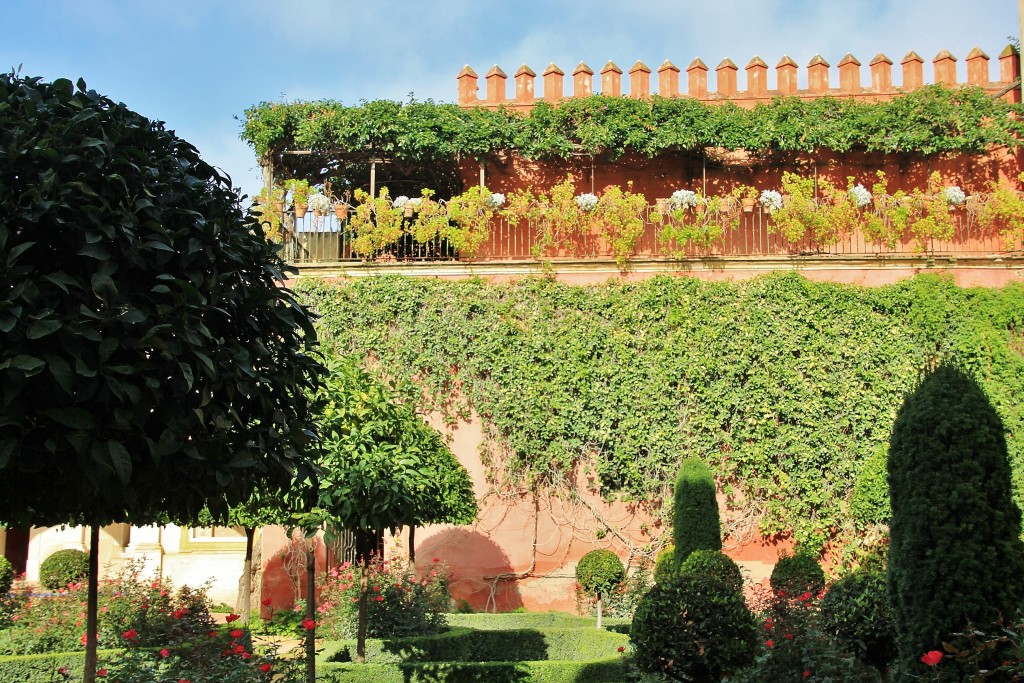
(457, 45), (1021, 109)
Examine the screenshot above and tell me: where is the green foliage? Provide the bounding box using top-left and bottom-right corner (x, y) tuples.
(0, 650), (116, 683)
(575, 550), (625, 598)
(887, 364), (1024, 678)
(243, 87), (1024, 191)
(297, 273), (1024, 550)
(849, 445), (891, 529)
(0, 72), (323, 529)
(652, 545), (676, 585)
(38, 549), (88, 591)
(630, 573), (757, 681)
(299, 355), (477, 536)
(820, 570), (897, 675)
(319, 557), (450, 639)
(769, 552), (825, 597)
(672, 458), (722, 564)
(679, 549), (743, 594)
(0, 557), (12, 595)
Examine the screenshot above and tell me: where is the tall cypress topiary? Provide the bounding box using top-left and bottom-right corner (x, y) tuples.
(673, 457), (722, 565)
(888, 364), (1024, 678)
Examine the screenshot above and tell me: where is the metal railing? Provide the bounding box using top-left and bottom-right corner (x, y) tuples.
(278, 205), (1021, 267)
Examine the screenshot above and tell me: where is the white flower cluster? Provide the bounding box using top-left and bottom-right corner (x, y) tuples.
(849, 184), (873, 208)
(307, 193), (332, 213)
(407, 197), (423, 208)
(759, 190), (783, 214)
(944, 186), (966, 206)
(670, 189), (698, 210)
(488, 192), (506, 209)
(575, 193), (599, 211)
(392, 195), (410, 208)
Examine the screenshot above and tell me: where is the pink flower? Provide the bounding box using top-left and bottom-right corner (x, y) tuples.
(160, 648), (170, 658)
(921, 651), (944, 666)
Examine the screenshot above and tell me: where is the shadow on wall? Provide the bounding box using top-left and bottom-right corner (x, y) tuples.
(419, 528), (524, 613)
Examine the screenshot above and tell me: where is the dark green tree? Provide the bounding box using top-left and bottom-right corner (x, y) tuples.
(887, 364), (1024, 678)
(575, 549), (625, 629)
(295, 356), (476, 663)
(0, 73), (323, 682)
(673, 458), (722, 566)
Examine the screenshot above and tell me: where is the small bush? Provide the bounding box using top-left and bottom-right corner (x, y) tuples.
(652, 545), (676, 585)
(319, 557), (449, 639)
(38, 549), (88, 591)
(0, 557), (13, 595)
(575, 550), (624, 598)
(630, 574), (757, 681)
(770, 551), (825, 597)
(820, 570), (897, 675)
(679, 549), (743, 593)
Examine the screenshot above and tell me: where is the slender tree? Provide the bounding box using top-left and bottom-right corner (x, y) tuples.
(673, 457), (722, 566)
(0, 73), (323, 682)
(294, 356), (477, 663)
(888, 364), (1024, 678)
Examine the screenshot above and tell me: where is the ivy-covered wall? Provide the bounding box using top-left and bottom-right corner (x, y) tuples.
(297, 273), (1024, 552)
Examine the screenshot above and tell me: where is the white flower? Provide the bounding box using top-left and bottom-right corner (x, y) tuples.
(392, 195), (410, 208)
(759, 190), (783, 214)
(849, 184), (872, 208)
(407, 197), (423, 207)
(943, 186), (966, 206)
(488, 192), (506, 209)
(307, 193), (332, 213)
(670, 189), (698, 210)
(575, 193), (598, 211)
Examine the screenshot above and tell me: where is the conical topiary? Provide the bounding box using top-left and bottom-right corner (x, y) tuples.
(673, 457), (722, 566)
(887, 364), (1024, 678)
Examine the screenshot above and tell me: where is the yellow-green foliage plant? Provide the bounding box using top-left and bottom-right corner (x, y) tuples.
(861, 171), (908, 249)
(769, 173), (826, 244)
(504, 175), (597, 259)
(349, 187), (404, 257)
(905, 171), (955, 251)
(408, 189), (450, 245)
(654, 190), (726, 255)
(979, 173), (1024, 249)
(444, 185), (496, 257)
(595, 183), (648, 268)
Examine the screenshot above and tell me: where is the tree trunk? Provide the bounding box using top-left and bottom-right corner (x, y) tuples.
(83, 524), (99, 683)
(408, 525), (416, 574)
(353, 528), (380, 664)
(239, 526), (255, 624)
(596, 593), (603, 630)
(305, 538), (316, 683)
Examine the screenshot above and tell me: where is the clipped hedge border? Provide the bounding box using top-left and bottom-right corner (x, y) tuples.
(447, 612), (630, 631)
(0, 649), (119, 683)
(322, 625), (628, 663)
(318, 657), (627, 683)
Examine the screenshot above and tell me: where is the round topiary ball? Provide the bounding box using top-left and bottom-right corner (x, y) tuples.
(820, 570), (897, 675)
(653, 545), (677, 585)
(679, 549), (744, 594)
(39, 549), (89, 590)
(0, 556), (13, 595)
(770, 551), (825, 597)
(631, 573), (757, 682)
(576, 549), (625, 597)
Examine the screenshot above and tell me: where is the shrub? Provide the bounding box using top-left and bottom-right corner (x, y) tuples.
(887, 364), (1024, 678)
(652, 545), (677, 585)
(38, 549), (88, 591)
(820, 570), (897, 675)
(0, 557), (12, 595)
(575, 550), (625, 598)
(679, 549), (743, 594)
(672, 458), (722, 565)
(318, 557), (449, 639)
(770, 551), (825, 597)
(577, 558), (652, 619)
(630, 574), (757, 681)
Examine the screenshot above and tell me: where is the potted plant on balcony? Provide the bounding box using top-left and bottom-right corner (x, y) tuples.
(349, 187), (404, 258)
(408, 189), (450, 245)
(978, 173), (1024, 249)
(654, 189), (724, 255)
(253, 186), (285, 242)
(285, 179), (311, 218)
(444, 185), (496, 257)
(594, 183), (647, 267)
(308, 191), (332, 219)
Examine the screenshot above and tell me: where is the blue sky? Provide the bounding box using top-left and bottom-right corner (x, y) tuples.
(1, 0), (1016, 200)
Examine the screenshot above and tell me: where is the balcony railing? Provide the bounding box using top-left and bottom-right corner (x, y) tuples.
(279, 205), (1021, 268)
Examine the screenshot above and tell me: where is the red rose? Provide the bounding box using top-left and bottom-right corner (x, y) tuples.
(160, 648), (170, 658)
(617, 646), (625, 653)
(262, 598), (273, 606)
(803, 671), (811, 678)
(97, 669), (107, 677)
(230, 629), (244, 639)
(301, 618), (317, 630)
(765, 640), (775, 648)
(259, 663), (272, 673)
(921, 650), (943, 666)
(122, 629), (138, 640)
(225, 613), (241, 623)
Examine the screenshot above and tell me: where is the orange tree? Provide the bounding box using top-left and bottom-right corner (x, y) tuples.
(0, 73), (323, 683)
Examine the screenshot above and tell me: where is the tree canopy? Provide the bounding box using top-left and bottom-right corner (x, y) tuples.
(0, 72), (325, 529)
